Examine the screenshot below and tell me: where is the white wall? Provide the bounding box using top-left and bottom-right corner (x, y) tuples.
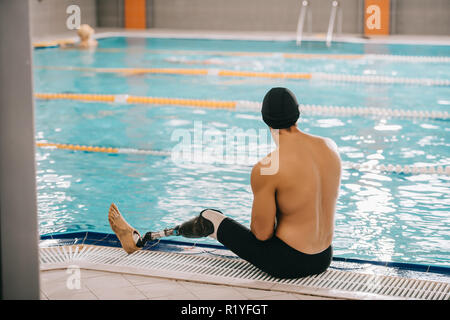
(150, 0), (362, 34)
(393, 0), (450, 35)
(30, 0), (96, 39)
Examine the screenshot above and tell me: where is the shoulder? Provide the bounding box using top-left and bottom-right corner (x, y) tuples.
(251, 156), (278, 191)
(251, 160), (270, 180)
(319, 137), (342, 171)
(303, 132), (338, 153)
(307, 135), (341, 167)
(323, 137), (339, 154)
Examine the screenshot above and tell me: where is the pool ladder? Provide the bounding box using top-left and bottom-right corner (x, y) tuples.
(296, 1), (312, 46)
(326, 1), (342, 47)
(296, 1), (342, 47)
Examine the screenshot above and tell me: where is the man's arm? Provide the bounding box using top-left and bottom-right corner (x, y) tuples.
(250, 162), (277, 241)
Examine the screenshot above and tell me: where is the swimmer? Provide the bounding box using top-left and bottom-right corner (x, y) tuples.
(60, 24), (98, 49)
(108, 87), (341, 279)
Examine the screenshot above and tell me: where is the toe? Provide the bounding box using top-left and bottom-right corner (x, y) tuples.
(109, 204), (119, 218)
(108, 209), (116, 222)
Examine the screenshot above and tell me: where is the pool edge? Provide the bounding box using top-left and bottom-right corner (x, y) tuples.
(40, 231), (450, 277)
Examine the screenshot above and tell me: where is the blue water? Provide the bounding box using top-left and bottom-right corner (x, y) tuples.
(34, 37), (450, 266)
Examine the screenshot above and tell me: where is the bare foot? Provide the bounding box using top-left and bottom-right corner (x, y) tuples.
(108, 203), (141, 254)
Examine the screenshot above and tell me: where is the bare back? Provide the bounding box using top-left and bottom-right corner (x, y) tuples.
(251, 129), (341, 254)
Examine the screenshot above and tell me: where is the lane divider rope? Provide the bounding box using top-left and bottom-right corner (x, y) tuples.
(364, 54), (450, 63)
(35, 66), (449, 86)
(35, 93), (450, 120)
(236, 100), (450, 120)
(36, 142), (171, 156)
(36, 142), (450, 176)
(162, 51), (450, 63)
(341, 161), (450, 176)
(312, 72), (450, 86)
(35, 66), (312, 80)
(35, 93), (237, 109)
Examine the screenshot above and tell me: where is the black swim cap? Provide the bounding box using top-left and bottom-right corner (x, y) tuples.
(261, 87), (300, 129)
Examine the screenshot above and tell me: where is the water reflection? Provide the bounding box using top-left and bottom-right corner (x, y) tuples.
(34, 91), (449, 265)
(35, 140), (450, 265)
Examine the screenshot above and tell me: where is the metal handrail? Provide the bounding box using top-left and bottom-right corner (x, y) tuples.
(326, 1), (340, 47)
(296, 1), (310, 46)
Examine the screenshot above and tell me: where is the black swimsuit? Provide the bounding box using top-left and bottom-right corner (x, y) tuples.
(217, 217), (332, 279)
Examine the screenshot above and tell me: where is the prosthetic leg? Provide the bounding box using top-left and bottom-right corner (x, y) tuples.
(136, 209), (226, 248)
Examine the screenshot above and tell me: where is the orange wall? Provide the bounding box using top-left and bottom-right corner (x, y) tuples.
(364, 0), (390, 36)
(124, 0), (146, 29)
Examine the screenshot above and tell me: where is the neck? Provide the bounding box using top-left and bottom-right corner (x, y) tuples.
(271, 125), (300, 146)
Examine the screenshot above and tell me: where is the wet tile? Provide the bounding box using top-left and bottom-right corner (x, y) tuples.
(41, 280), (92, 300)
(164, 292), (200, 300)
(135, 280), (192, 299)
(261, 293), (299, 300)
(122, 273), (171, 286)
(293, 293), (338, 300)
(40, 267), (351, 300)
(189, 285), (248, 300)
(40, 269), (71, 282)
(83, 274), (133, 295)
(234, 287), (284, 299)
(80, 269), (114, 279)
(94, 285), (146, 300)
(55, 290), (99, 300)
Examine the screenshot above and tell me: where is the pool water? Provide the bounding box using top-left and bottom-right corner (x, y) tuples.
(34, 37), (450, 266)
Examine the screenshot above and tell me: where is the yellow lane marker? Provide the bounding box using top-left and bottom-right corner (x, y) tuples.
(35, 65), (449, 86)
(35, 65), (312, 80)
(36, 142), (118, 154)
(35, 93), (237, 110)
(35, 93), (116, 102)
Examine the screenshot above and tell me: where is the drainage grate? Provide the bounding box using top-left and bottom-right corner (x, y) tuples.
(40, 245), (450, 300)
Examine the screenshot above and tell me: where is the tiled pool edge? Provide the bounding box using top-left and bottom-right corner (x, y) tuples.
(38, 253), (367, 300)
(39, 232), (450, 300)
(32, 28), (450, 47)
(40, 232), (450, 277)
(39, 244), (449, 300)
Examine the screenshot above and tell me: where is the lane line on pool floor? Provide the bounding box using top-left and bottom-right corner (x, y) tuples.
(36, 142), (450, 176)
(35, 93), (450, 120)
(34, 66), (450, 86)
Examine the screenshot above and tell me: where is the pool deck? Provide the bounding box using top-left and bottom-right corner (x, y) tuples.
(38, 234), (450, 300)
(39, 241), (345, 300)
(32, 27), (450, 46)
(40, 268), (338, 300)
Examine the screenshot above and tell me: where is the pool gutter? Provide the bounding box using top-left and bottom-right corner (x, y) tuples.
(32, 28), (450, 48)
(39, 232), (449, 300)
